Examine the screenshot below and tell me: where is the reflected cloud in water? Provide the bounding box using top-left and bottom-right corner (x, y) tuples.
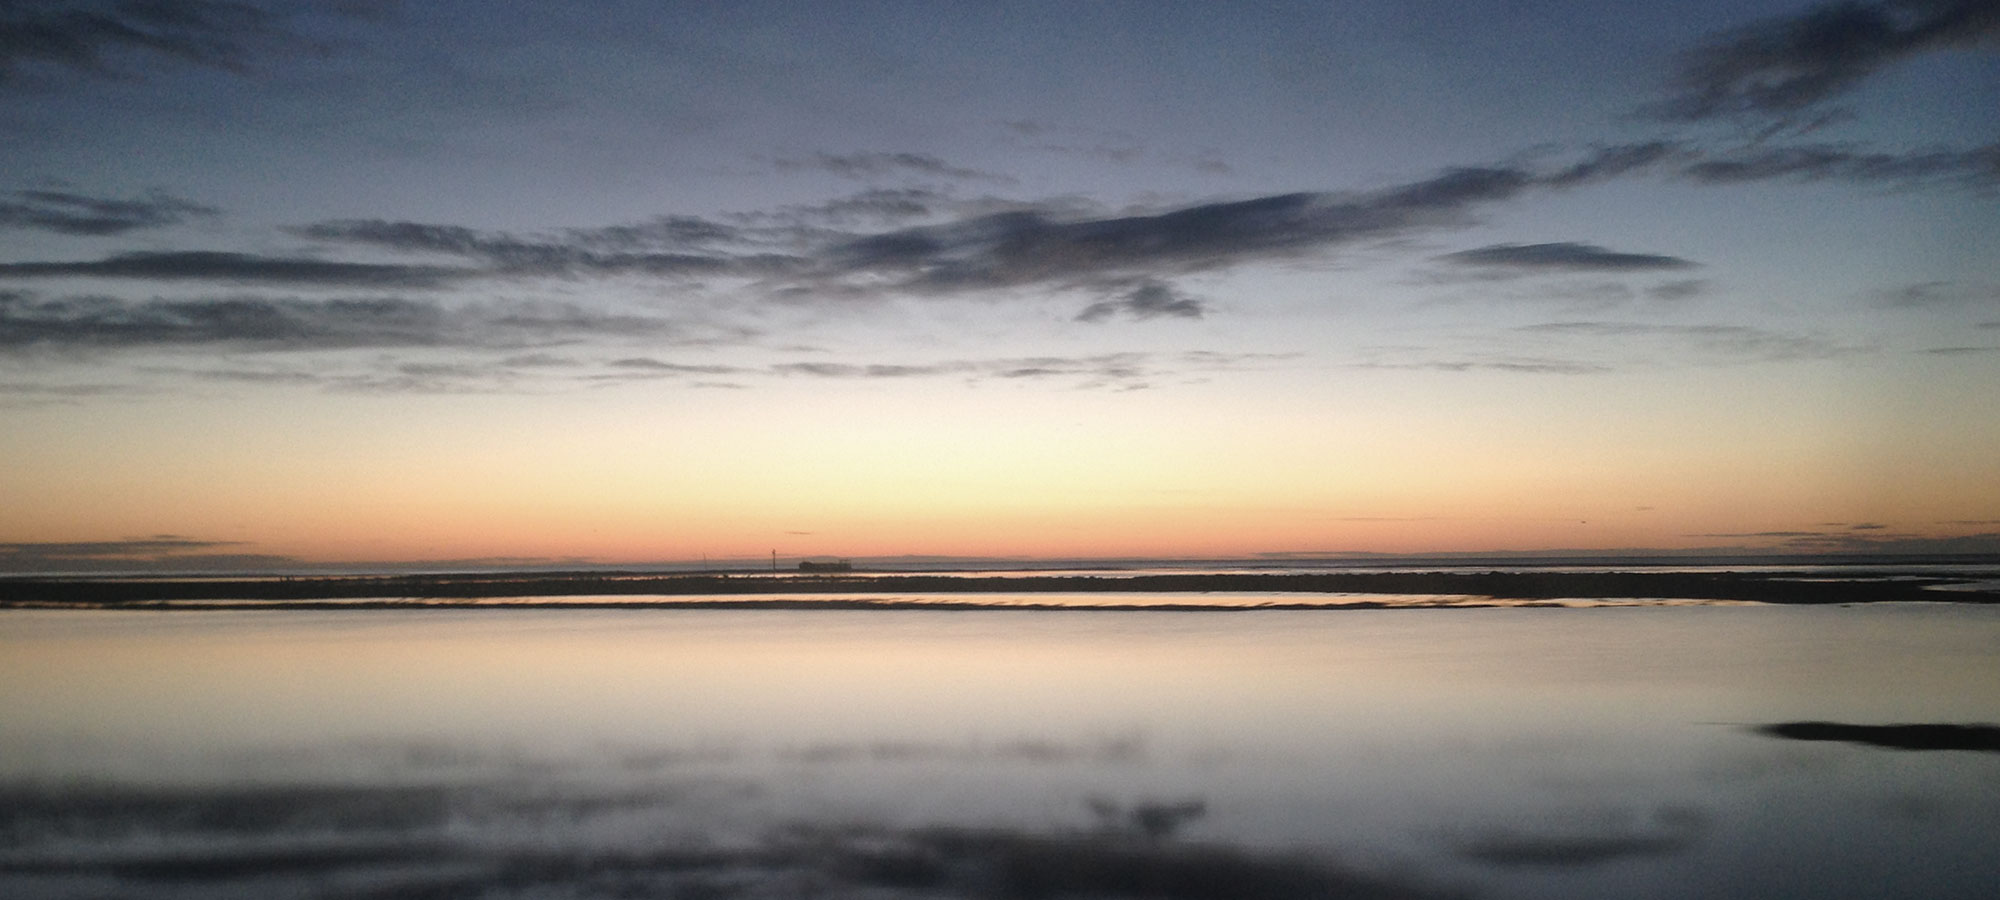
(1447, 806), (1708, 867)
(0, 778), (1461, 900)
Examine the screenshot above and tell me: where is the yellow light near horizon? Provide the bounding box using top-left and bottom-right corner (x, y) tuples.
(5, 356), (1997, 565)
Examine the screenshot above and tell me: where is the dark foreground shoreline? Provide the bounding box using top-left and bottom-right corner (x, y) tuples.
(4, 569), (1996, 608)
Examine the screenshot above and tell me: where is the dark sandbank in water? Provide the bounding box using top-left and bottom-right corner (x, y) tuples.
(1755, 722), (2000, 752)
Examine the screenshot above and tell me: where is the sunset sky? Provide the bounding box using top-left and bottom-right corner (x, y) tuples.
(3, 0), (1997, 571)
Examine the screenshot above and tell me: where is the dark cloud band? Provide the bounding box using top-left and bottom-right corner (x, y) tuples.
(1438, 243), (1698, 272)
(774, 151), (1009, 184)
(0, 251), (469, 288)
(291, 219), (799, 279)
(1681, 141), (2000, 187)
(0, 290), (683, 351)
(827, 167), (1538, 294)
(1651, 0), (2000, 123)
(0, 0), (284, 84)
(0, 188), (217, 235)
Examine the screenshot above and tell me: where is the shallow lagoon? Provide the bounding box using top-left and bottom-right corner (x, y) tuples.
(4, 603), (1998, 899)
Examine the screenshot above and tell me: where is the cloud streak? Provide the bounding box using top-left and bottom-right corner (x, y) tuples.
(0, 290), (689, 352)
(1682, 141), (2000, 187)
(595, 350), (1287, 391)
(290, 220), (796, 280)
(1519, 321), (1857, 362)
(1437, 242), (1698, 272)
(0, 188), (217, 235)
(0, 535), (291, 572)
(1354, 357), (1616, 375)
(0, 0), (288, 85)
(774, 151), (1010, 184)
(17, 130), (1984, 323)
(0, 251), (470, 288)
(1880, 280), (2000, 307)
(293, 161), (1580, 321)
(826, 167), (1539, 294)
(1076, 279), (1206, 322)
(1650, 0), (2000, 124)
(0, 536), (238, 557)
(1690, 526), (2000, 555)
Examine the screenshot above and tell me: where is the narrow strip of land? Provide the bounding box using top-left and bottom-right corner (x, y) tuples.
(3, 570), (1995, 607)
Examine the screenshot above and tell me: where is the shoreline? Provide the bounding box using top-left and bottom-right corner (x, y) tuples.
(4, 570), (1997, 608)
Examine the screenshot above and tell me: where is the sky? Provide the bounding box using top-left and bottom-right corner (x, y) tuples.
(2, 0), (1997, 572)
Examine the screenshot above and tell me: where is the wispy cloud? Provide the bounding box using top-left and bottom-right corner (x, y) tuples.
(770, 352), (1150, 387)
(603, 357), (744, 377)
(1353, 357), (1616, 375)
(1922, 345), (2000, 354)
(595, 350), (1280, 391)
(0, 535), (297, 573)
(1879, 279), (2000, 308)
(774, 151), (1011, 184)
(1648, 0), (2000, 126)
(1541, 141), (1688, 186)
(1437, 242), (1698, 272)
(161, 360), (532, 395)
(1681, 141), (2000, 188)
(1695, 531), (1827, 538)
(1690, 526), (2000, 554)
(0, 290), (691, 352)
(0, 188), (217, 235)
(283, 137), (1990, 310)
(0, 0), (290, 85)
(1519, 321), (1857, 363)
(1648, 279), (1708, 300)
(0, 251), (469, 288)
(998, 118), (1236, 175)
(12, 127), (1982, 356)
(0, 378), (140, 406)
(1075, 278), (1206, 322)
(1360, 319), (1857, 378)
(826, 167), (1539, 293)
(290, 220), (796, 279)
(293, 162), (1568, 323)
(331, 362), (539, 395)
(0, 378), (130, 394)
(0, 536), (236, 556)
(747, 188), (950, 226)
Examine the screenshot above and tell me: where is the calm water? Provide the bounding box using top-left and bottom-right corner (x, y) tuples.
(4, 603), (1998, 899)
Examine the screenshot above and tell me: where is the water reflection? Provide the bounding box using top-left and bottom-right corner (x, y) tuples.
(3, 605), (1998, 898)
(1447, 806), (1709, 867)
(0, 780), (1460, 900)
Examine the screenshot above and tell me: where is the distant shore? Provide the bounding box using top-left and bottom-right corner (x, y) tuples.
(3, 569), (1996, 608)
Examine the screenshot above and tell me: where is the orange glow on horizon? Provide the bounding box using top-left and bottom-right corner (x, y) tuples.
(5, 360), (1997, 569)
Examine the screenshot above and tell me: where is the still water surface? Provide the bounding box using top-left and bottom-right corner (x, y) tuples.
(3, 604), (1997, 898)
